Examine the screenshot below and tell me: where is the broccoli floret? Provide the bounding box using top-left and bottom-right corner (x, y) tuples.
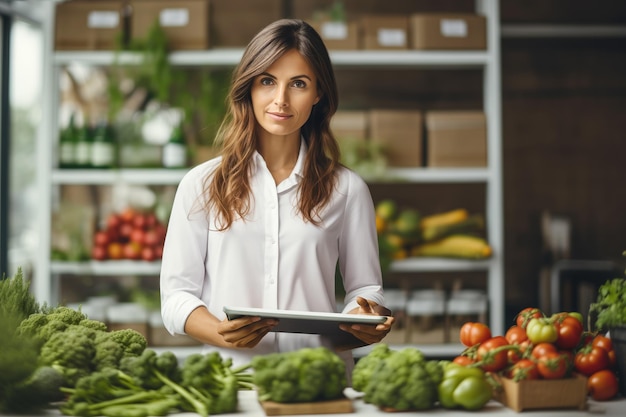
(38, 324), (97, 387)
(251, 347), (347, 403)
(352, 343), (392, 392)
(79, 318), (109, 332)
(18, 305), (88, 348)
(107, 328), (148, 357)
(362, 347), (438, 411)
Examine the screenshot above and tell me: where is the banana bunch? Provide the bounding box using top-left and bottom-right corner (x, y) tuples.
(374, 202), (492, 262)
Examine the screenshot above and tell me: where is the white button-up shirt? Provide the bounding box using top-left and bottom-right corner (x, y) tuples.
(160, 139), (385, 367)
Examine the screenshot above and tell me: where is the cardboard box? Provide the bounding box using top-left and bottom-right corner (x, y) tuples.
(359, 16), (409, 50)
(370, 110), (422, 167)
(210, 0), (283, 47)
(425, 111), (487, 167)
(493, 373), (588, 412)
(129, 0), (209, 50)
(410, 13), (487, 50)
(54, 0), (127, 50)
(331, 110), (368, 141)
(310, 20), (359, 50)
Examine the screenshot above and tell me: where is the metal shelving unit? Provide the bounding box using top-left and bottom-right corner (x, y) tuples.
(36, 1), (505, 342)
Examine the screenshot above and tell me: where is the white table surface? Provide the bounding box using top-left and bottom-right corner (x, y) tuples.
(15, 389), (624, 417)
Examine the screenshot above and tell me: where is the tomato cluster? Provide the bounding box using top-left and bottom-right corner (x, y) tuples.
(454, 308), (619, 402)
(91, 207), (167, 262)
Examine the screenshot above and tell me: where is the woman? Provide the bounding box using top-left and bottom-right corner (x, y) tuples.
(160, 19), (394, 372)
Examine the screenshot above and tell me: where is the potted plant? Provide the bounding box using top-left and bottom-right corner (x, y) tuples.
(589, 250), (626, 396)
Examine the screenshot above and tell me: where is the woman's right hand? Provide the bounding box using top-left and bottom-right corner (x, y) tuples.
(216, 316), (278, 348)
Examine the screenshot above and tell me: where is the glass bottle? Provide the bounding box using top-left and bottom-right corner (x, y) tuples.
(162, 123), (187, 168)
(58, 113), (78, 169)
(91, 122), (116, 169)
(74, 123), (93, 169)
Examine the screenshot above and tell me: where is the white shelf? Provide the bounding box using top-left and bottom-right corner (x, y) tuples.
(51, 260), (161, 276)
(51, 168), (188, 185)
(366, 167), (490, 183)
(390, 257), (492, 273)
(54, 49), (490, 69)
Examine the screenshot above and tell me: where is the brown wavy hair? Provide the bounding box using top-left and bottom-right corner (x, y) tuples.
(203, 19), (340, 230)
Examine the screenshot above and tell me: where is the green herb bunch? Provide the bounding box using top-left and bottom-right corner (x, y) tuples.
(590, 250), (626, 331)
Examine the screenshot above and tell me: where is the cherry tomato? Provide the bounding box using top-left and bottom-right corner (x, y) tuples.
(476, 336), (510, 372)
(536, 351), (569, 379)
(505, 325), (528, 344)
(515, 307), (543, 329)
(554, 316), (583, 350)
(508, 358), (539, 381)
(574, 346), (610, 376)
(587, 369), (619, 401)
(459, 322), (492, 347)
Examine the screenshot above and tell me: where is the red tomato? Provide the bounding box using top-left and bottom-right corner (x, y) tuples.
(507, 339), (531, 364)
(122, 242), (142, 260)
(587, 369), (619, 401)
(575, 346), (610, 376)
(508, 358), (539, 381)
(592, 335), (616, 367)
(130, 227), (146, 245)
(141, 246), (157, 262)
(460, 322), (492, 347)
(452, 355), (476, 366)
(555, 316), (583, 350)
(477, 336), (510, 372)
(531, 342), (558, 359)
(536, 352), (568, 379)
(505, 325), (528, 344)
(516, 307), (543, 329)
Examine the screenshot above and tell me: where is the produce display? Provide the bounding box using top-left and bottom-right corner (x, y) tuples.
(91, 207), (167, 262)
(375, 200), (491, 271)
(452, 308), (621, 405)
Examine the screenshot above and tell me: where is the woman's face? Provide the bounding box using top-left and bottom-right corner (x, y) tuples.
(250, 49), (320, 140)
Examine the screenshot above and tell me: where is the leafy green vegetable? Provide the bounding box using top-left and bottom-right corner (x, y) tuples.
(591, 276), (626, 330)
(352, 343), (392, 392)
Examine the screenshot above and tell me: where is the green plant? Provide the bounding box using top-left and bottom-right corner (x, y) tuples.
(589, 251), (626, 331)
(108, 21), (229, 148)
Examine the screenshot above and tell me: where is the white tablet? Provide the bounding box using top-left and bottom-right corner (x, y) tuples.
(223, 306), (387, 346)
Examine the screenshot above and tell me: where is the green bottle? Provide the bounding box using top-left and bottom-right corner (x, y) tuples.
(58, 113), (78, 169)
(91, 122), (116, 169)
(75, 124), (93, 169)
(162, 123), (187, 168)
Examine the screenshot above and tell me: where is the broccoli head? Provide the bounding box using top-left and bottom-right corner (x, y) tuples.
(38, 324), (97, 387)
(351, 343), (392, 392)
(362, 347), (438, 411)
(251, 347), (347, 403)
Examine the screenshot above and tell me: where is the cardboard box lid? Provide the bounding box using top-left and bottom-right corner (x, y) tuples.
(426, 111), (486, 130)
(55, 0), (126, 50)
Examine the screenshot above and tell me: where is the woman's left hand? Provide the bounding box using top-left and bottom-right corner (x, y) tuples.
(340, 296), (395, 346)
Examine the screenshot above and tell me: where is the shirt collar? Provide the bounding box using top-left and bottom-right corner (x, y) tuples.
(251, 136), (308, 180)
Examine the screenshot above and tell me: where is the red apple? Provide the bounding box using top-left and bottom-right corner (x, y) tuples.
(141, 246), (156, 262)
(92, 245), (107, 261)
(93, 230), (110, 247)
(106, 213), (121, 230)
(130, 227), (145, 245)
(132, 213), (147, 230)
